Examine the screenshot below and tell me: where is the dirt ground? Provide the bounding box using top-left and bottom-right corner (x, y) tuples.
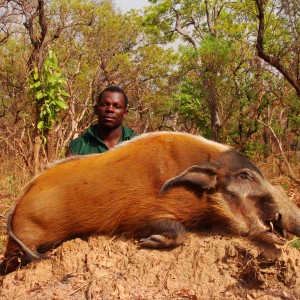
(0, 231), (300, 300)
(0, 179), (299, 299)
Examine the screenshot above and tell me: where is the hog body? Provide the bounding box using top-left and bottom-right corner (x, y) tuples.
(1, 131), (300, 274)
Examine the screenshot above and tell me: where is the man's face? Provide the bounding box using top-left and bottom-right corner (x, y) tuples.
(95, 91), (128, 129)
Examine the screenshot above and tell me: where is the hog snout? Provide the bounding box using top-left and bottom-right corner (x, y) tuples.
(292, 227), (300, 236)
(271, 185), (300, 238)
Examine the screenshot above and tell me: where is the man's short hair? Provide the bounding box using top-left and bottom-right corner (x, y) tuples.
(97, 86), (128, 108)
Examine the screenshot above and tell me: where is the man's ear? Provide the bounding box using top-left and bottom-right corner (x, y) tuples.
(123, 109), (128, 118)
(159, 163), (219, 196)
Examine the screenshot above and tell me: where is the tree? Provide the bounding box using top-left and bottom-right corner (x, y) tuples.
(56, 3), (179, 134)
(255, 0), (300, 97)
(144, 0), (245, 141)
(0, 0), (179, 175)
(1, 0), (299, 181)
(0, 0), (93, 174)
(143, 0), (299, 160)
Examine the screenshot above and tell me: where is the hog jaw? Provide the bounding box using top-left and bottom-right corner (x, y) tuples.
(246, 184), (300, 245)
(231, 184), (300, 245)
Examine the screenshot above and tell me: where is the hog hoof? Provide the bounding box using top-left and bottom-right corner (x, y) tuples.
(139, 234), (182, 248)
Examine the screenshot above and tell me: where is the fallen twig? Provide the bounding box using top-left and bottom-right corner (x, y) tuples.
(69, 282), (90, 296)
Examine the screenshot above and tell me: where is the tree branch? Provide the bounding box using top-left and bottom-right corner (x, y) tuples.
(255, 0), (300, 97)
(257, 119), (299, 183)
(171, 7), (198, 48)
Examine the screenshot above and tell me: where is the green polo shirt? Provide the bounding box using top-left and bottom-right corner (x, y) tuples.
(69, 124), (137, 155)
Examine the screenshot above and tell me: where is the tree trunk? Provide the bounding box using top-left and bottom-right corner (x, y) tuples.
(203, 71), (221, 141)
(47, 129), (57, 162)
(33, 133), (43, 175)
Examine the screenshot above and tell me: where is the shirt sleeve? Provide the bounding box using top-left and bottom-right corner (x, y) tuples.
(69, 137), (83, 155)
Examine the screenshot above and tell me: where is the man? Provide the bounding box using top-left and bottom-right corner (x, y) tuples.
(66, 86), (137, 157)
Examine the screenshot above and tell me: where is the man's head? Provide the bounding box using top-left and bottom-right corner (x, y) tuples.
(95, 86), (128, 129)
(97, 86), (128, 108)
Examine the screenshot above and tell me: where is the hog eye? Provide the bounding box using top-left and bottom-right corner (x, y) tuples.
(237, 171), (253, 180)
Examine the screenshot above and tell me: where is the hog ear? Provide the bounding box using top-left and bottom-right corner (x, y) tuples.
(159, 163), (218, 196)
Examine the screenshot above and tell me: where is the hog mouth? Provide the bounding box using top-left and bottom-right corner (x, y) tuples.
(262, 213), (285, 245)
(263, 221), (285, 244)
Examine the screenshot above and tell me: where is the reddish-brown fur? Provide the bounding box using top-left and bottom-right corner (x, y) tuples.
(10, 132), (227, 249)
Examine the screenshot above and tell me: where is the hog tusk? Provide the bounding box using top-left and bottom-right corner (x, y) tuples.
(270, 221), (274, 233)
(275, 212), (281, 221)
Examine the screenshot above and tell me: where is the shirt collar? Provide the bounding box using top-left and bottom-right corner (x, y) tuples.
(88, 124), (126, 143)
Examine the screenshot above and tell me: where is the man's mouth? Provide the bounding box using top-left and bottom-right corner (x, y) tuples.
(102, 115), (115, 120)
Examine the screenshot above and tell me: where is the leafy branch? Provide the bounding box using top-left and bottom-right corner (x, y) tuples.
(28, 50), (69, 143)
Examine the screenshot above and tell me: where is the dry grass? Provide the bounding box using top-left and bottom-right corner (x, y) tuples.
(256, 152), (300, 205)
(0, 158), (32, 254)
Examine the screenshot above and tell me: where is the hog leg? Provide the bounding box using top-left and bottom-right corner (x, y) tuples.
(139, 219), (186, 248)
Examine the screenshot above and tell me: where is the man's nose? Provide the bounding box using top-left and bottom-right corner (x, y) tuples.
(105, 104), (115, 111)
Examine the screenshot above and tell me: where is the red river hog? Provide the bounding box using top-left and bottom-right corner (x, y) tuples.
(1, 131), (300, 275)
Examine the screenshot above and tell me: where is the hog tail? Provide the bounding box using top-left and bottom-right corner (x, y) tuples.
(7, 213), (45, 262)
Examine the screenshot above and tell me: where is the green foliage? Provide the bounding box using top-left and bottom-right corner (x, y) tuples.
(28, 50), (69, 141)
(289, 96), (300, 130)
(243, 141), (267, 159)
(289, 239), (300, 250)
(173, 77), (211, 137)
(199, 35), (233, 69)
(6, 174), (15, 197)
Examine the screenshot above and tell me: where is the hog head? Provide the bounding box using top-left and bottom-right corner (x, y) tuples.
(159, 150), (300, 245)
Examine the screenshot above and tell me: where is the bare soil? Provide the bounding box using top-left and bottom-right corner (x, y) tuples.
(0, 231), (300, 299)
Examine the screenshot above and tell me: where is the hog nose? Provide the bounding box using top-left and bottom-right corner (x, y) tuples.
(289, 226), (300, 237)
(294, 226), (300, 237)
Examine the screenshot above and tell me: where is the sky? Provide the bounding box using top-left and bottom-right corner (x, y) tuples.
(113, 0), (181, 50)
(114, 0), (150, 12)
